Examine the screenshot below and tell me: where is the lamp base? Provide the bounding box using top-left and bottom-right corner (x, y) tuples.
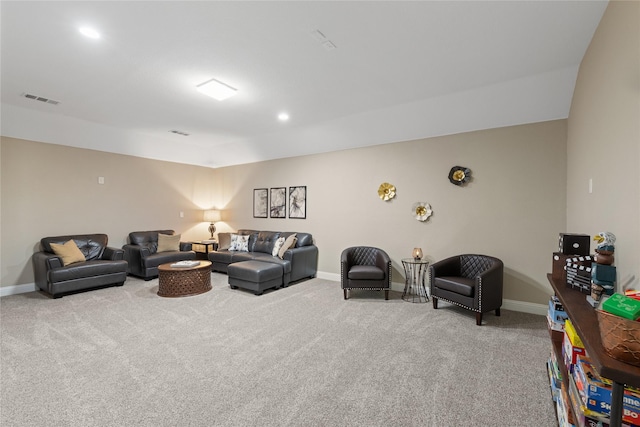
(208, 223), (216, 239)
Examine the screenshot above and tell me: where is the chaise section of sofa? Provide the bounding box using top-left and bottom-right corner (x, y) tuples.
(208, 230), (318, 287)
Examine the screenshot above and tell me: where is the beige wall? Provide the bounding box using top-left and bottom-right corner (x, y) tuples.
(0, 138), (218, 286)
(567, 0), (640, 292)
(2, 120), (567, 306)
(216, 120), (567, 306)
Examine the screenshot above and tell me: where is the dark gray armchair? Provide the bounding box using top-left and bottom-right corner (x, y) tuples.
(123, 230), (196, 280)
(341, 246), (391, 300)
(33, 234), (127, 298)
(429, 254), (503, 325)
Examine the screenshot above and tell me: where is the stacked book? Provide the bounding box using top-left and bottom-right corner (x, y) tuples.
(170, 260), (200, 268)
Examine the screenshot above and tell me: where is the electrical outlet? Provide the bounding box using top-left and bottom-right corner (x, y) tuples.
(98, 176), (105, 184)
(180, 211), (184, 218)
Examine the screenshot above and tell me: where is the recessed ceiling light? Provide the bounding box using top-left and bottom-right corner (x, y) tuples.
(278, 113), (290, 121)
(79, 27), (100, 39)
(196, 78), (237, 101)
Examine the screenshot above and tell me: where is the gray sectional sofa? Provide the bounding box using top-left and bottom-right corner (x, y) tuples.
(208, 230), (318, 292)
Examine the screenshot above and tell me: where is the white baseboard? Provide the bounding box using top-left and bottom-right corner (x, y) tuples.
(1, 282), (36, 297)
(502, 299), (547, 316)
(316, 271), (547, 315)
(1, 273), (548, 316)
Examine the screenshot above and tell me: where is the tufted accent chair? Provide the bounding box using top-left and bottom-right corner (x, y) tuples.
(341, 246), (392, 300)
(429, 254), (503, 325)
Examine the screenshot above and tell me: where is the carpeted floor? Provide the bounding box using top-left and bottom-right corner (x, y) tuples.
(1, 274), (557, 426)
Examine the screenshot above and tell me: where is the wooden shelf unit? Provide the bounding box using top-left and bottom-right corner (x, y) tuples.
(547, 274), (640, 427)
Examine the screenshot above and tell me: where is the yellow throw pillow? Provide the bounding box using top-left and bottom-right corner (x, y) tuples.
(278, 233), (297, 259)
(50, 240), (86, 266)
(157, 233), (181, 252)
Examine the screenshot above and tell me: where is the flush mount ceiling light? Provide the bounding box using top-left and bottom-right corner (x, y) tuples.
(196, 78), (237, 101)
(79, 26), (100, 39)
(278, 112), (290, 121)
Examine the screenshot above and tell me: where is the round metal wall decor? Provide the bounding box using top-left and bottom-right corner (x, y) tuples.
(412, 202), (433, 221)
(378, 182), (396, 201)
(448, 166), (471, 186)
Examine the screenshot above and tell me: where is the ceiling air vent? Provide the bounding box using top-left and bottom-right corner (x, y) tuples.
(22, 93), (60, 105)
(169, 130), (190, 136)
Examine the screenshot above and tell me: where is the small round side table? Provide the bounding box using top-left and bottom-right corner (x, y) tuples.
(401, 258), (430, 303)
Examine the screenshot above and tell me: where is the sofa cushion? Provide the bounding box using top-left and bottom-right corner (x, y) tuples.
(50, 240), (86, 266)
(229, 234), (250, 251)
(434, 276), (475, 297)
(277, 234), (297, 259)
(348, 265), (384, 281)
(49, 259), (128, 282)
(272, 237), (285, 256)
(157, 233), (181, 252)
(253, 231), (281, 254)
(218, 232), (232, 250)
(142, 251), (196, 269)
(42, 234), (108, 260)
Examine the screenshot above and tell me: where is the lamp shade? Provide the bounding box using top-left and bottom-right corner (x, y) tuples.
(203, 210), (221, 222)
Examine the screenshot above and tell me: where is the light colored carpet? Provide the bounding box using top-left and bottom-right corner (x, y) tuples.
(1, 274), (556, 426)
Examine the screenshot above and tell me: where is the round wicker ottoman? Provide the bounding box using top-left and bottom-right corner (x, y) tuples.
(157, 261), (212, 297)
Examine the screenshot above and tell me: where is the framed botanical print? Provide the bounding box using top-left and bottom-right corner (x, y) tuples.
(289, 186), (306, 219)
(269, 187), (286, 218)
(253, 188), (268, 218)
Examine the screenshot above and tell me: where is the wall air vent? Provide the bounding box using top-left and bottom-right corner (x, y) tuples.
(169, 130), (190, 136)
(21, 93), (60, 105)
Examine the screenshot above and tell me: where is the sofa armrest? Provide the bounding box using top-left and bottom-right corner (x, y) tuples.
(180, 242), (192, 251)
(102, 246), (125, 261)
(283, 245), (318, 282)
(122, 244), (150, 275)
(475, 260), (504, 308)
(32, 251), (62, 291)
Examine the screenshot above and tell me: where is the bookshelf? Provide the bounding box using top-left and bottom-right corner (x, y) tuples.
(547, 274), (640, 427)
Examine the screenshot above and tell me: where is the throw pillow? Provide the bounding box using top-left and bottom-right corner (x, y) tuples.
(278, 233), (297, 259)
(272, 237), (285, 257)
(217, 232), (231, 250)
(50, 239), (86, 266)
(157, 233), (181, 252)
(229, 234), (250, 252)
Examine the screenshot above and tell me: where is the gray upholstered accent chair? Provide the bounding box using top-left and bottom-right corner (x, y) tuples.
(341, 246), (391, 300)
(429, 254), (503, 325)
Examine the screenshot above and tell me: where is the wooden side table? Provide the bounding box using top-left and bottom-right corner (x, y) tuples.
(157, 261), (212, 297)
(191, 241), (218, 260)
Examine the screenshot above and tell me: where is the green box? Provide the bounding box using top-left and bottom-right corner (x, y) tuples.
(602, 293), (640, 320)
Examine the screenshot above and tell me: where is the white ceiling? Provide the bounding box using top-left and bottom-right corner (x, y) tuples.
(1, 1), (608, 168)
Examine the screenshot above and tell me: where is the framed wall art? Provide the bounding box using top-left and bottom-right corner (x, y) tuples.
(269, 187), (286, 218)
(253, 188), (268, 218)
(289, 186), (306, 219)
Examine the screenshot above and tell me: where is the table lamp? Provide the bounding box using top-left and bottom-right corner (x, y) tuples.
(203, 209), (221, 239)
(413, 248), (423, 261)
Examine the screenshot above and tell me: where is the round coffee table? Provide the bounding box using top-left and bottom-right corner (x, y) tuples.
(157, 260), (212, 297)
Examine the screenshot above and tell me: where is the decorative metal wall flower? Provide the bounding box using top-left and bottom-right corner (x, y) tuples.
(412, 202), (433, 221)
(378, 182), (396, 201)
(448, 166), (471, 186)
